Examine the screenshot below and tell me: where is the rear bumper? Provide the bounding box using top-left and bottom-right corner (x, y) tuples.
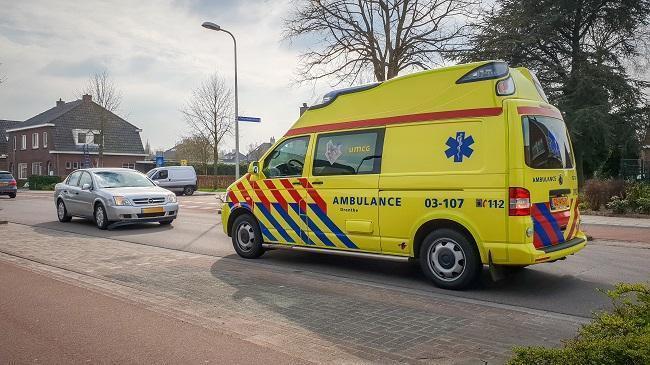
(503, 231), (587, 265)
(0, 186), (17, 194)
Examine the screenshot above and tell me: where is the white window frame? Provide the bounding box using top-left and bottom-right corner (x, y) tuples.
(72, 129), (100, 146)
(32, 162), (42, 176)
(65, 161), (72, 169)
(32, 132), (39, 149)
(72, 161), (79, 169)
(18, 163), (27, 179)
(43, 132), (48, 148)
(21, 135), (27, 150)
(122, 163), (135, 169)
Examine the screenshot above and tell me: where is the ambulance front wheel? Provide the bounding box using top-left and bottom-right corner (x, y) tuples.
(231, 214), (265, 259)
(419, 228), (481, 290)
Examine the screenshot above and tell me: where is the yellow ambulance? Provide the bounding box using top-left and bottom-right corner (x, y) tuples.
(221, 61), (586, 289)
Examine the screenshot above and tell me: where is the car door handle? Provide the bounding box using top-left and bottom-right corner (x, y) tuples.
(311, 181), (323, 185)
(292, 181), (302, 185)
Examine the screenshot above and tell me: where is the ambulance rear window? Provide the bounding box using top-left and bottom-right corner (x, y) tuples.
(522, 116), (574, 169)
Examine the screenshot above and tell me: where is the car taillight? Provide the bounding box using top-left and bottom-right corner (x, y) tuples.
(9, 179), (17, 186)
(509, 187), (530, 216)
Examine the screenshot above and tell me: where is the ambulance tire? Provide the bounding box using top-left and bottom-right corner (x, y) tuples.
(232, 214), (265, 259)
(419, 229), (481, 290)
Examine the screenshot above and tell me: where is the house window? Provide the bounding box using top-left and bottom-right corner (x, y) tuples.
(32, 133), (39, 149)
(93, 133), (102, 145)
(43, 132), (48, 148)
(77, 132), (86, 144)
(73, 129), (100, 146)
(18, 163), (27, 179)
(32, 162), (42, 176)
(13, 136), (16, 151)
(21, 135), (26, 150)
(65, 161), (72, 169)
(122, 163), (135, 169)
(72, 161), (79, 169)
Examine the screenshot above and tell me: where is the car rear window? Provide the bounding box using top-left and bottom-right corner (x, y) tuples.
(522, 116), (574, 169)
(0, 172), (13, 179)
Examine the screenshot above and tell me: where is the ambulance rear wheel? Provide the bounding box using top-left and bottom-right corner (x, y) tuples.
(419, 228), (481, 290)
(232, 214), (265, 259)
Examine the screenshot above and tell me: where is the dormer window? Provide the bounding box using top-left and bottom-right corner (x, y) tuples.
(73, 129), (101, 146)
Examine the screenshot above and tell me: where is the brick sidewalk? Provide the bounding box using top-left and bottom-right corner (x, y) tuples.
(0, 223), (585, 364)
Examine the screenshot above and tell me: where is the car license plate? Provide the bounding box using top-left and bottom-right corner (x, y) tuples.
(142, 207), (164, 214)
(0, 182), (7, 187)
(550, 196), (570, 211)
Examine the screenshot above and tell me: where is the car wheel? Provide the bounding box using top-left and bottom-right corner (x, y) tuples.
(183, 186), (195, 196)
(57, 200), (72, 222)
(159, 219), (173, 225)
(94, 204), (109, 230)
(231, 214), (265, 259)
(419, 228), (481, 290)
(9, 193), (16, 198)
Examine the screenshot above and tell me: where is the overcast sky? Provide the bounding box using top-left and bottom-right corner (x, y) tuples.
(0, 0), (330, 152)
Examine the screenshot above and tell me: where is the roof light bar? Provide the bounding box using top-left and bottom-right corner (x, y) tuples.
(456, 62), (509, 84)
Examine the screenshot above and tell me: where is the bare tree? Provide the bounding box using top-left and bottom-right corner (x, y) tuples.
(284, 0), (480, 84)
(182, 74), (234, 175)
(175, 134), (214, 174)
(82, 70), (122, 167)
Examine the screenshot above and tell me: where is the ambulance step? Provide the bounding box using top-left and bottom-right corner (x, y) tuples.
(261, 244), (409, 262)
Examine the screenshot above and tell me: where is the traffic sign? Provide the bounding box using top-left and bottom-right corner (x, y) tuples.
(237, 116), (262, 123)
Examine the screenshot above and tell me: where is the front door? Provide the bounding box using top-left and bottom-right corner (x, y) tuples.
(304, 129), (384, 252)
(255, 136), (311, 245)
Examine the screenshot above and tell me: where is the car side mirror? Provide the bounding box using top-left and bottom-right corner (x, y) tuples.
(248, 161), (259, 174)
(81, 183), (91, 190)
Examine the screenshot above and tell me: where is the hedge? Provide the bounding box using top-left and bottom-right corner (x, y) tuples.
(508, 283), (650, 365)
(27, 175), (61, 190)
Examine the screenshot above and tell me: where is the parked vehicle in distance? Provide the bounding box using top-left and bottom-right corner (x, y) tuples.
(221, 61), (586, 290)
(54, 168), (179, 229)
(0, 171), (17, 198)
(147, 166), (198, 196)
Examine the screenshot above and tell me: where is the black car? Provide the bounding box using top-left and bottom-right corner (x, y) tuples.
(0, 171), (17, 198)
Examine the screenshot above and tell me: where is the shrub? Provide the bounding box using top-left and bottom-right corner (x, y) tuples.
(27, 175), (61, 190)
(606, 196), (629, 214)
(625, 183), (650, 214)
(508, 283), (650, 365)
(583, 179), (628, 211)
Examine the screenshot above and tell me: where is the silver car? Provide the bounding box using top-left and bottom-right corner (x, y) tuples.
(54, 168), (179, 229)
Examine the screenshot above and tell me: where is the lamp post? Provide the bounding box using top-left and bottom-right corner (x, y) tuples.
(202, 21), (240, 179)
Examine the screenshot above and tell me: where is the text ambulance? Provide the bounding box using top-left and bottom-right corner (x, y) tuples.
(221, 61), (586, 289)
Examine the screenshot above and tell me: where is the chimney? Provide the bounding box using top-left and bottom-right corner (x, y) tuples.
(270, 136), (276, 144)
(56, 98), (65, 107)
(299, 102), (309, 116)
(82, 94), (92, 103)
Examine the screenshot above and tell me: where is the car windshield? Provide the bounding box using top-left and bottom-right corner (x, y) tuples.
(0, 172), (13, 179)
(94, 170), (154, 188)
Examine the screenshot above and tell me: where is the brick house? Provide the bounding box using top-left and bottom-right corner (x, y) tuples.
(5, 95), (146, 180)
(0, 119), (21, 171)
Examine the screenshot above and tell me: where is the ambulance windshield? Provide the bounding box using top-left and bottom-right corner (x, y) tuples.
(522, 116), (574, 169)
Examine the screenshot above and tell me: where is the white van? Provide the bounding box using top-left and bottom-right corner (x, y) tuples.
(147, 166), (198, 196)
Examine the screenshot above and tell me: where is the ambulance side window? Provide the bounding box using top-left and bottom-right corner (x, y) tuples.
(262, 136), (310, 178)
(313, 129), (384, 176)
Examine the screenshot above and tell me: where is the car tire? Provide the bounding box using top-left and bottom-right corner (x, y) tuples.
(9, 193), (16, 198)
(231, 214), (265, 259)
(159, 219), (173, 225)
(94, 203), (109, 230)
(183, 186), (195, 196)
(57, 199), (72, 222)
(419, 228), (482, 290)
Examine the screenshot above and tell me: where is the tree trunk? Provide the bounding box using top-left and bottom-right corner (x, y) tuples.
(576, 149), (584, 188)
(213, 148), (219, 176)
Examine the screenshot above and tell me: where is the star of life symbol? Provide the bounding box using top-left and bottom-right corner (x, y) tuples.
(324, 139), (342, 165)
(445, 131), (474, 162)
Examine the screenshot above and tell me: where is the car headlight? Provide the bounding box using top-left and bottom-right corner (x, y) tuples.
(113, 196), (132, 206)
(166, 194), (177, 203)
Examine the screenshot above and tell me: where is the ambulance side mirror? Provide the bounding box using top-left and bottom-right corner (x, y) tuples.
(248, 161), (259, 175)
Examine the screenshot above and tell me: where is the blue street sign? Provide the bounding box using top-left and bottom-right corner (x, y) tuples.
(237, 116), (262, 123)
(155, 156), (164, 167)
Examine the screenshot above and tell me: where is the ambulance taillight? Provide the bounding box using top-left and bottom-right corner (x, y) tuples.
(509, 187), (531, 216)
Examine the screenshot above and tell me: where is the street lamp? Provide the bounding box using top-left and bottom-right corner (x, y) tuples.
(202, 21), (241, 179)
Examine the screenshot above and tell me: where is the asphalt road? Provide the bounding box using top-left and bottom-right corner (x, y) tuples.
(0, 260), (307, 365)
(1, 191), (649, 319)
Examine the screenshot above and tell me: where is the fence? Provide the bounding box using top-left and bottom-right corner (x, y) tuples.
(620, 159), (650, 181)
(197, 175), (237, 189)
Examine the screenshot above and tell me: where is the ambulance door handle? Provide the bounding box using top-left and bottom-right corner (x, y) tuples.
(292, 181), (301, 185)
(311, 181), (323, 185)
